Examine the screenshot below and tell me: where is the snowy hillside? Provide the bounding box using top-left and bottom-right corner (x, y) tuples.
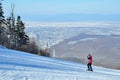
(0, 48), (120, 80)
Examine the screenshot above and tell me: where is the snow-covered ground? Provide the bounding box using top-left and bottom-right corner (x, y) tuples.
(0, 47), (120, 80)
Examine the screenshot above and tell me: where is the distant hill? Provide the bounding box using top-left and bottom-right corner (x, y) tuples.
(26, 27), (120, 69)
(26, 26), (120, 49)
(51, 33), (120, 69)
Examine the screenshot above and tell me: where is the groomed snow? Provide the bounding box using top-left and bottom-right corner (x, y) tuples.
(0, 48), (120, 80)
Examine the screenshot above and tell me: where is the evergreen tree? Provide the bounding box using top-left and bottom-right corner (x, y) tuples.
(16, 16), (24, 33)
(0, 1), (4, 20)
(0, 0), (5, 45)
(0, 0), (4, 29)
(16, 16), (29, 46)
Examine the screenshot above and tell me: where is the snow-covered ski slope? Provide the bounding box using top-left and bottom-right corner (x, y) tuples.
(0, 48), (120, 80)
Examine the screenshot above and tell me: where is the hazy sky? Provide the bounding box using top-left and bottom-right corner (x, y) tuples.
(3, 0), (120, 22)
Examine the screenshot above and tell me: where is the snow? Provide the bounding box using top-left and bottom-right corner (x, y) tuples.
(0, 48), (120, 80)
(68, 38), (96, 45)
(0, 45), (7, 49)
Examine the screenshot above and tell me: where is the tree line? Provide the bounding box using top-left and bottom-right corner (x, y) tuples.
(0, 1), (50, 57)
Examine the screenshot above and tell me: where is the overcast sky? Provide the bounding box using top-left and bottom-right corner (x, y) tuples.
(3, 0), (120, 22)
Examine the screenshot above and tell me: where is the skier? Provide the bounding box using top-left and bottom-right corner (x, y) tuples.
(87, 54), (93, 71)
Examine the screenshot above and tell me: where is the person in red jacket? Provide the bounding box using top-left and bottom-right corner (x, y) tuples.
(87, 54), (93, 71)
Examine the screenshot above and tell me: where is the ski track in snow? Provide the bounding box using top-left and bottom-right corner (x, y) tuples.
(0, 48), (120, 80)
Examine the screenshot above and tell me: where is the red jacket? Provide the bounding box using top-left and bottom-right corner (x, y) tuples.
(88, 54), (92, 64)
